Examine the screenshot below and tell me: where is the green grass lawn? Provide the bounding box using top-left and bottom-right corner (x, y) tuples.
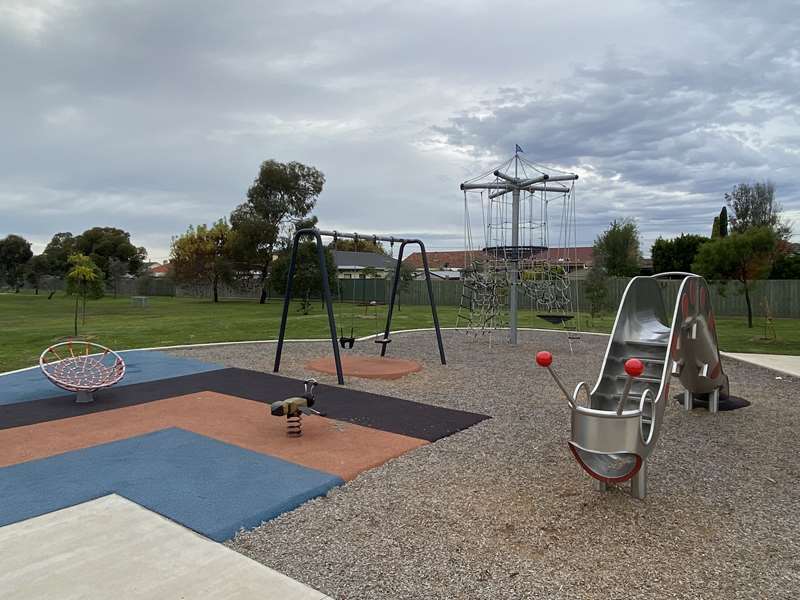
(1, 292), (797, 372)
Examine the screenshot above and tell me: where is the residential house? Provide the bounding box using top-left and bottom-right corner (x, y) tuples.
(332, 250), (398, 279)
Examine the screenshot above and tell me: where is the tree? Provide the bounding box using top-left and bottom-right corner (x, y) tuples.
(593, 219), (641, 277)
(692, 227), (778, 328)
(170, 220), (235, 303)
(107, 258), (129, 298)
(360, 266), (379, 279)
(395, 263), (415, 312)
(584, 266), (608, 318)
(719, 206), (729, 238)
(0, 234), (34, 291)
(271, 230), (337, 315)
(25, 255), (51, 294)
(770, 251), (800, 279)
(651, 234), (708, 274)
(330, 239), (388, 255)
(65, 253), (104, 335)
(73, 227), (146, 278)
(725, 181), (791, 239)
(711, 216), (720, 239)
(43, 232), (76, 277)
(231, 159), (325, 304)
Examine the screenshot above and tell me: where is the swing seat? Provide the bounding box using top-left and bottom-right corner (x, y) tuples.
(339, 336), (355, 349)
(537, 314), (574, 326)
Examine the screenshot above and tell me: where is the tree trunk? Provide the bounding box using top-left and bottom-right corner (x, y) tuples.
(34, 287), (39, 295)
(82, 287), (87, 325)
(213, 276), (219, 303)
(258, 261), (271, 304)
(743, 281), (753, 328)
(74, 293), (79, 336)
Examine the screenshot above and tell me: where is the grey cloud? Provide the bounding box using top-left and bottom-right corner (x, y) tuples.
(1, 0), (799, 259)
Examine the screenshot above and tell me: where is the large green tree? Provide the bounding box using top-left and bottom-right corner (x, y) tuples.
(651, 234), (709, 274)
(692, 227), (777, 328)
(329, 238), (388, 255)
(725, 181), (791, 239)
(270, 219), (337, 315)
(73, 227), (146, 278)
(593, 219), (641, 277)
(230, 160), (325, 304)
(107, 258), (130, 298)
(25, 254), (51, 294)
(770, 248), (800, 279)
(0, 234), (34, 291)
(170, 220), (235, 303)
(584, 265), (608, 318)
(42, 232), (76, 277)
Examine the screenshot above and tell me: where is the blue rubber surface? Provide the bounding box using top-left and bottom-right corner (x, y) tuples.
(0, 350), (224, 406)
(0, 428), (343, 541)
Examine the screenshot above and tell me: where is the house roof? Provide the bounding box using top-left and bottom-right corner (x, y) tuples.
(149, 264), (170, 275)
(528, 247), (594, 265)
(402, 251), (488, 270)
(332, 250), (397, 270)
(402, 248), (594, 269)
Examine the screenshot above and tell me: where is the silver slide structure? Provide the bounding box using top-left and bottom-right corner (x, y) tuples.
(539, 273), (729, 499)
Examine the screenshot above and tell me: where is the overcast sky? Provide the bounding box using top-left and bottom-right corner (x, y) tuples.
(2, 0), (798, 262)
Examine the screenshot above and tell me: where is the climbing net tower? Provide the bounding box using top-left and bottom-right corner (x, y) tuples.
(457, 148), (580, 344)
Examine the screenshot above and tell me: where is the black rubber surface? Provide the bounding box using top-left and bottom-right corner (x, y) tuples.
(0, 368), (489, 442)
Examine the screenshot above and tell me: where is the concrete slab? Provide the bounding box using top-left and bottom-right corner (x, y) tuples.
(0, 494), (332, 600)
(0, 350), (224, 406)
(723, 352), (800, 378)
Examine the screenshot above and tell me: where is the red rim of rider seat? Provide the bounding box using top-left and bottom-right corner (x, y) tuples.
(568, 442), (643, 484)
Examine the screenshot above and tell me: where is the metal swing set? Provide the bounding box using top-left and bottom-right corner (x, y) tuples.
(273, 228), (446, 384)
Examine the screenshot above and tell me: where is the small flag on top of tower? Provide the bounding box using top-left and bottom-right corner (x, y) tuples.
(515, 144), (524, 154)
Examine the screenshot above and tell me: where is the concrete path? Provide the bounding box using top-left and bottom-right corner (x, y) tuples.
(723, 352), (800, 377)
(0, 494), (332, 600)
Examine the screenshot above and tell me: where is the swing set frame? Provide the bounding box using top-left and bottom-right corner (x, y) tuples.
(273, 228), (446, 384)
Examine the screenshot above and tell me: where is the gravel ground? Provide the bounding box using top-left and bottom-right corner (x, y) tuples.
(169, 330), (800, 599)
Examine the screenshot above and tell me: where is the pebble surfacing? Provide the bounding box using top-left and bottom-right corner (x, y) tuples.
(168, 330), (800, 599)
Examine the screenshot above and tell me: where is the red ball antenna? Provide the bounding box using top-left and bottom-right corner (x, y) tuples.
(624, 358), (645, 378)
(536, 351), (553, 368)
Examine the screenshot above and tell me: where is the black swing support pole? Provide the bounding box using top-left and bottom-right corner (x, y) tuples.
(274, 228), (344, 384)
(382, 239), (446, 365)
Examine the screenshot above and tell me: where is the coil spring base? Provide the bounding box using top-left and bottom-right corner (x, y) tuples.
(287, 414), (302, 437)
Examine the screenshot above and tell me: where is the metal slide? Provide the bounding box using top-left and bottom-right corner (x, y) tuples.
(539, 273), (729, 499)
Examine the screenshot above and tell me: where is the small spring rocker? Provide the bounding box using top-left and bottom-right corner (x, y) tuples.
(270, 379), (325, 437)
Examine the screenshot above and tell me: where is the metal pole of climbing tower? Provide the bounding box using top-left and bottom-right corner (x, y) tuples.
(510, 186), (520, 345)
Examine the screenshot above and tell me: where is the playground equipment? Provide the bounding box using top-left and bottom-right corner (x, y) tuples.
(458, 147), (580, 345)
(39, 341), (126, 403)
(270, 379), (323, 437)
(273, 228), (446, 384)
(537, 273), (731, 499)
